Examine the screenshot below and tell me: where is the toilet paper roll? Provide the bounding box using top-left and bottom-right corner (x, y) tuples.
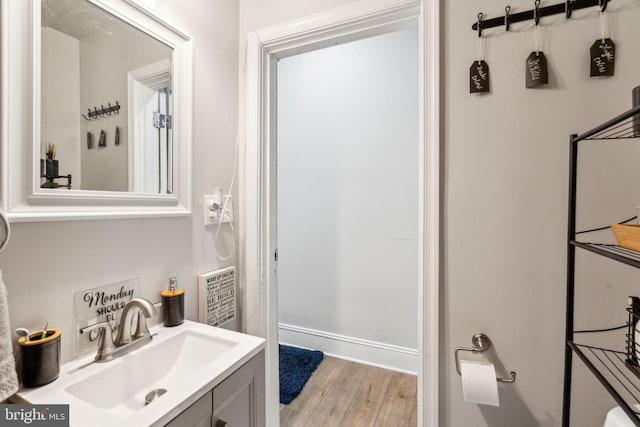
(460, 360), (500, 407)
(603, 406), (640, 427)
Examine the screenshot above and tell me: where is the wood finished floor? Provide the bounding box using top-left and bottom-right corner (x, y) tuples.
(280, 356), (417, 427)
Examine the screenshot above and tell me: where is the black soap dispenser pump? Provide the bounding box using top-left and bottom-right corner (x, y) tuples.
(161, 276), (184, 327)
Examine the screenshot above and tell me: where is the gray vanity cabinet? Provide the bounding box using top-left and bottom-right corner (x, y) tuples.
(165, 390), (213, 427)
(165, 350), (265, 427)
(213, 350), (265, 427)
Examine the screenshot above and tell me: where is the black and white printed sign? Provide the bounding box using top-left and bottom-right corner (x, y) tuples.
(470, 60), (490, 93)
(590, 38), (615, 77)
(526, 52), (549, 88)
(199, 267), (236, 327)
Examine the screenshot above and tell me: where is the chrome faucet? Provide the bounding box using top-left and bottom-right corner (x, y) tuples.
(80, 297), (158, 363)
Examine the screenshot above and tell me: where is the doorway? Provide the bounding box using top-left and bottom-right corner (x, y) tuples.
(276, 24), (419, 371)
(241, 1), (440, 426)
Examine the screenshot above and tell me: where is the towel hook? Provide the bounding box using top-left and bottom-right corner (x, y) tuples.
(599, 0), (608, 12)
(565, 0), (574, 18)
(477, 12), (484, 37)
(504, 6), (511, 31)
(454, 333), (516, 383)
(0, 211), (10, 253)
(534, 0), (541, 25)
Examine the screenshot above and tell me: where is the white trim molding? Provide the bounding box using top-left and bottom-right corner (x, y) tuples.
(421, 0), (441, 425)
(279, 323), (418, 374)
(241, 0), (439, 426)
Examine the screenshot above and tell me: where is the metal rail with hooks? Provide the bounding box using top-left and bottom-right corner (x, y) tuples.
(81, 101), (121, 121)
(472, 0), (611, 36)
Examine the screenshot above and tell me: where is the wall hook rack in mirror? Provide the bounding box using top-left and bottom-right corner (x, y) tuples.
(471, 0), (614, 33)
(505, 5), (512, 30)
(81, 101), (120, 121)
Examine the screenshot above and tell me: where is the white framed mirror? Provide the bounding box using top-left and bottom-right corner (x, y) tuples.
(1, 0), (192, 221)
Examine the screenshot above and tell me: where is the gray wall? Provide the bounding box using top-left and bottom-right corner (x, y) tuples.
(444, 0), (640, 426)
(41, 27), (82, 189)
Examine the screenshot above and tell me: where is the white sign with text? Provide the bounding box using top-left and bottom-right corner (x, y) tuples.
(73, 278), (140, 357)
(198, 267), (236, 327)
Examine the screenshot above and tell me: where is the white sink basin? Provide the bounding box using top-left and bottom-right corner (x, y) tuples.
(15, 320), (265, 427)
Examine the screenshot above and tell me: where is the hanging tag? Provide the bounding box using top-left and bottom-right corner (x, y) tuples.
(87, 132), (93, 149)
(114, 126), (120, 146)
(98, 129), (106, 147)
(526, 52), (549, 88)
(470, 60), (490, 93)
(590, 38), (615, 77)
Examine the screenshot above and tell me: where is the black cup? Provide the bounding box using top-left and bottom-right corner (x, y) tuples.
(19, 329), (61, 388)
(45, 160), (59, 178)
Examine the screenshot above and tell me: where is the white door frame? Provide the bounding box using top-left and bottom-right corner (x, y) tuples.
(241, 0), (440, 426)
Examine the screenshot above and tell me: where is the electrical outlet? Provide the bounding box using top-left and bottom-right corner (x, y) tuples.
(203, 193), (233, 226)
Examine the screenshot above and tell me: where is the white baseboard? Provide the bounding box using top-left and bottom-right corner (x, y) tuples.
(278, 323), (418, 375)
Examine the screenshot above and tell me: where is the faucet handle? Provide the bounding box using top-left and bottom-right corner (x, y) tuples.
(80, 322), (116, 361)
(134, 312), (151, 339)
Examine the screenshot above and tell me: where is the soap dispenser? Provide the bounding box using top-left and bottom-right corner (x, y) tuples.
(161, 276), (184, 327)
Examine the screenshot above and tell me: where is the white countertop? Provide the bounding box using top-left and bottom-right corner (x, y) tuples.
(14, 320), (265, 427)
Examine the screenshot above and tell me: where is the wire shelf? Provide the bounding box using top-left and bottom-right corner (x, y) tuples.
(565, 103), (640, 426)
(571, 241), (640, 269)
(569, 341), (640, 426)
(572, 105), (640, 143)
(582, 116), (639, 140)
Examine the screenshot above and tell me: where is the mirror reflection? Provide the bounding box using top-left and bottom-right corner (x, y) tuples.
(40, 0), (173, 193)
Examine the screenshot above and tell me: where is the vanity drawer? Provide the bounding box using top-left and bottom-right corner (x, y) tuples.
(165, 390), (213, 427)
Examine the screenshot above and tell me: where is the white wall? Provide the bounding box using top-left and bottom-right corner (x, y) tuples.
(78, 24), (170, 192)
(41, 28), (81, 189)
(1, 0), (240, 366)
(276, 27), (419, 372)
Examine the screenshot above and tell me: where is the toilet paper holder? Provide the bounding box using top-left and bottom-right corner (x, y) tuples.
(454, 333), (516, 383)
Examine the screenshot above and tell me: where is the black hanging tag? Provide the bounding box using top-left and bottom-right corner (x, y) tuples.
(98, 130), (106, 147)
(590, 38), (615, 77)
(114, 126), (120, 146)
(87, 132), (93, 149)
(526, 51), (549, 88)
(470, 60), (490, 93)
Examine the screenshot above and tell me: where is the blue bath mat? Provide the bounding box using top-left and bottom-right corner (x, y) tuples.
(279, 344), (324, 404)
